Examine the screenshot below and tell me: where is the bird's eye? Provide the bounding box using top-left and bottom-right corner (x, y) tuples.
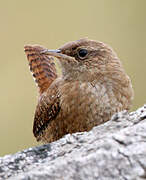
(78, 49), (88, 59)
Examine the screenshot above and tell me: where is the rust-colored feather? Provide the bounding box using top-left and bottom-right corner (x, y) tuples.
(24, 45), (57, 94)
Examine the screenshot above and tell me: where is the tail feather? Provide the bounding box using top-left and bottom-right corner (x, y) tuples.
(24, 45), (57, 94)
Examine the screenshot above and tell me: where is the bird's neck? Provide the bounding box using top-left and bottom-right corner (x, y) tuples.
(61, 62), (123, 83)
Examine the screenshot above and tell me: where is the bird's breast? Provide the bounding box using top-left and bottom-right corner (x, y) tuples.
(58, 80), (118, 132)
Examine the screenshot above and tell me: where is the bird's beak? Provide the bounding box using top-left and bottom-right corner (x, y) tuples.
(41, 49), (61, 54)
(41, 49), (76, 63)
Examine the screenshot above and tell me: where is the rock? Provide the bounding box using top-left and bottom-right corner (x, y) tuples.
(0, 105), (146, 180)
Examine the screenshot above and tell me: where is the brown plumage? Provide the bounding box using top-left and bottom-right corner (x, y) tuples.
(24, 45), (57, 94)
(24, 38), (134, 143)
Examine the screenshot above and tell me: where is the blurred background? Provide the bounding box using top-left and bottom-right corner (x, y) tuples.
(0, 0), (145, 156)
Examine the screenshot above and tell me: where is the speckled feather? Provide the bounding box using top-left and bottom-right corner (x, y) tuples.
(24, 38), (134, 143)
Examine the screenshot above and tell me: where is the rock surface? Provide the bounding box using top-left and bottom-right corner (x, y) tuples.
(0, 105), (146, 180)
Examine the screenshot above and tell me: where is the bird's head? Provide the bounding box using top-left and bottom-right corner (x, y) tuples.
(42, 38), (123, 82)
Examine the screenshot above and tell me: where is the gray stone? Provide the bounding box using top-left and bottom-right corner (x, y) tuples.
(0, 105), (146, 180)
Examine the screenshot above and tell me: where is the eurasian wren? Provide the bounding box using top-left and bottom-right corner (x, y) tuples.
(24, 38), (134, 143)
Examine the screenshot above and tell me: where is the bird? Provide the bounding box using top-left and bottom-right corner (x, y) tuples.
(24, 38), (134, 143)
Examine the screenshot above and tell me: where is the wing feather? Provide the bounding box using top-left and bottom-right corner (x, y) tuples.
(33, 84), (61, 141)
